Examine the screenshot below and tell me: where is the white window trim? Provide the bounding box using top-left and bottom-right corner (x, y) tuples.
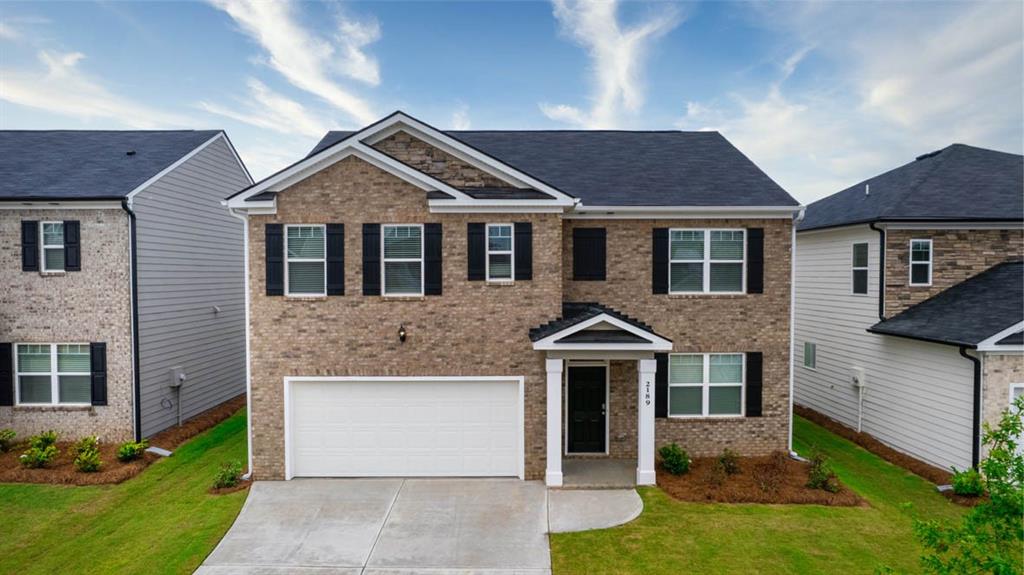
(14, 343), (91, 406)
(40, 221), (65, 273)
(485, 223), (515, 282)
(381, 223), (425, 297)
(803, 342), (817, 370)
(284, 224), (327, 297)
(851, 242), (869, 296)
(909, 238), (933, 286)
(668, 352), (745, 418)
(668, 228), (746, 294)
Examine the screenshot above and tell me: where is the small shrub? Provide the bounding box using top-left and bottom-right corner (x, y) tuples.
(704, 461), (727, 487)
(806, 450), (840, 493)
(659, 443), (690, 475)
(213, 460), (243, 489)
(752, 450), (788, 493)
(116, 439), (148, 462)
(33, 430), (58, 449)
(20, 445), (57, 468)
(950, 467), (985, 497)
(718, 448), (741, 475)
(74, 446), (102, 473)
(71, 435), (100, 456)
(0, 429), (16, 452)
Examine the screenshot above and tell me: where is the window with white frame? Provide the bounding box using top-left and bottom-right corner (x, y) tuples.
(16, 343), (91, 405)
(669, 229), (745, 293)
(486, 224), (514, 281)
(803, 342), (817, 369)
(668, 353), (744, 417)
(382, 224), (423, 296)
(852, 243), (869, 295)
(910, 239), (932, 285)
(286, 225), (326, 296)
(41, 221), (65, 272)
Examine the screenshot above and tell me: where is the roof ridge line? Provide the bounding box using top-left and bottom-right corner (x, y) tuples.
(878, 145), (958, 219)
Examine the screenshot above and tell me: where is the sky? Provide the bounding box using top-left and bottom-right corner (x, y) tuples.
(1, 0), (1021, 205)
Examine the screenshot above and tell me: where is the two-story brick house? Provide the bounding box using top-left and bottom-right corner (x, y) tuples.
(794, 144), (1023, 472)
(226, 112), (802, 485)
(1, 130), (251, 442)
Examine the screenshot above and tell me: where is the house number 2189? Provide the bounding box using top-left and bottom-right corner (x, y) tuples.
(644, 381), (652, 406)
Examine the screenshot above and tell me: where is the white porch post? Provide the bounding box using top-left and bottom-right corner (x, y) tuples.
(545, 358), (564, 487)
(637, 358), (657, 485)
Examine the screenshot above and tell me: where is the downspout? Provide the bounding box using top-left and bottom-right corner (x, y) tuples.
(788, 207), (805, 457)
(121, 199), (143, 441)
(228, 207), (253, 480)
(959, 346), (982, 468)
(868, 223), (885, 321)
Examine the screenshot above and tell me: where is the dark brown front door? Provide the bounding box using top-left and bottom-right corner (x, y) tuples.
(568, 366), (606, 453)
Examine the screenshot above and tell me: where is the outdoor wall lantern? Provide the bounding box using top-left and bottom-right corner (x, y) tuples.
(398, 324), (407, 343)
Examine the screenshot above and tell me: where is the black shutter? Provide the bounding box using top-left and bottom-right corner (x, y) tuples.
(21, 220), (39, 272)
(467, 223), (485, 281)
(747, 228), (764, 294)
(90, 342), (107, 406)
(0, 343), (12, 407)
(655, 352), (668, 418)
(63, 220), (81, 272)
(514, 222), (532, 280)
(652, 228), (668, 294)
(425, 223), (443, 295)
(745, 352), (763, 417)
(573, 227), (606, 280)
(362, 223), (381, 295)
(265, 224), (284, 296)
(326, 224), (345, 296)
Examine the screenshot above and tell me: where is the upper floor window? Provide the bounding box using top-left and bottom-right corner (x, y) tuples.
(16, 343), (91, 405)
(852, 242), (869, 295)
(668, 353), (744, 417)
(486, 224), (513, 282)
(669, 229), (745, 293)
(286, 225), (326, 296)
(41, 222), (65, 272)
(910, 239), (932, 286)
(383, 224), (423, 296)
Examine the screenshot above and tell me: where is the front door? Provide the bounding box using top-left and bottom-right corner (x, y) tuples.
(568, 366), (606, 453)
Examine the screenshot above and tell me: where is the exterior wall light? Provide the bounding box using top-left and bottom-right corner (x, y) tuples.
(398, 324), (407, 343)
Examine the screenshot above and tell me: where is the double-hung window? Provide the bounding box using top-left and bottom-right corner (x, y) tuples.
(669, 229), (745, 293)
(41, 221), (65, 272)
(382, 224), (423, 296)
(852, 242), (869, 295)
(910, 239), (932, 285)
(15, 343), (91, 405)
(286, 225), (326, 296)
(668, 353), (744, 417)
(486, 224), (514, 282)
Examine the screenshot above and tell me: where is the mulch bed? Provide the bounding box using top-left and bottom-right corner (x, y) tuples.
(795, 405), (953, 485)
(940, 491), (986, 507)
(0, 394), (246, 486)
(657, 454), (865, 506)
(208, 479), (252, 496)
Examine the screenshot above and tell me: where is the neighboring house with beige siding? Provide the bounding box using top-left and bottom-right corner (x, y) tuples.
(0, 130), (251, 442)
(225, 111), (802, 485)
(794, 144), (1023, 472)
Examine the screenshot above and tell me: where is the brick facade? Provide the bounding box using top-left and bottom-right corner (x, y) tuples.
(981, 353), (1024, 457)
(884, 228), (1024, 317)
(0, 209), (134, 442)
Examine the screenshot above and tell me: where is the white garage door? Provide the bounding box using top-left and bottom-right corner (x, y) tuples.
(287, 378), (522, 478)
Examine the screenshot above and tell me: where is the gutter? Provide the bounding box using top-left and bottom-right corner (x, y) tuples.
(959, 346), (982, 468)
(228, 207), (254, 481)
(121, 199), (143, 441)
(788, 207), (806, 456)
(868, 223), (885, 321)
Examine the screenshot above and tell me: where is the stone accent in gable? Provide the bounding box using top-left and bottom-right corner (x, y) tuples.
(372, 131), (510, 189)
(981, 353), (1024, 458)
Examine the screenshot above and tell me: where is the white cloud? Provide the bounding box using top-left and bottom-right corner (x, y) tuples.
(0, 22), (18, 40)
(450, 102), (471, 130)
(540, 0), (681, 128)
(209, 0), (378, 124)
(199, 78), (329, 138)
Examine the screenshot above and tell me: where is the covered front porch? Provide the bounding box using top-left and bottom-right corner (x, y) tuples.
(530, 302), (672, 488)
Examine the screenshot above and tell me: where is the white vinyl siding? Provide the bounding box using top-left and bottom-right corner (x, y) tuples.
(668, 353), (744, 417)
(382, 224), (423, 296)
(910, 239), (932, 285)
(486, 223), (514, 282)
(285, 225), (326, 296)
(15, 343), (91, 405)
(852, 242), (868, 295)
(668, 229), (745, 293)
(41, 221), (65, 272)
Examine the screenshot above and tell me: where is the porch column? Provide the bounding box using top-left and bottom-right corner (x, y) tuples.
(637, 358), (657, 485)
(545, 358), (564, 486)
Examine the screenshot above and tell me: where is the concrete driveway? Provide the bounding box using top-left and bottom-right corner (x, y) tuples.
(197, 478), (551, 575)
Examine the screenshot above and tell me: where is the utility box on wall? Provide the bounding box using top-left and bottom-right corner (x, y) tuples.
(850, 367), (866, 388)
(169, 367), (186, 388)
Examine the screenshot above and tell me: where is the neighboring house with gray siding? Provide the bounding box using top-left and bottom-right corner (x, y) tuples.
(0, 130), (252, 442)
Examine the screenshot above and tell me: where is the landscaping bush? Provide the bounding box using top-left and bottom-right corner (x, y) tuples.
(19, 431), (59, 468)
(74, 446), (102, 473)
(704, 461), (727, 487)
(949, 467), (984, 497)
(213, 460), (243, 489)
(718, 448), (741, 475)
(116, 439), (148, 462)
(0, 429), (16, 452)
(659, 443), (690, 475)
(71, 436), (100, 456)
(33, 430), (58, 449)
(806, 450), (840, 493)
(752, 451), (788, 493)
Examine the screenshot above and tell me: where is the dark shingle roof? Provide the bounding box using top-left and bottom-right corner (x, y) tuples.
(529, 302), (670, 342)
(310, 130), (798, 208)
(800, 144), (1024, 231)
(0, 130), (221, 200)
(997, 330), (1023, 346)
(868, 261), (1024, 347)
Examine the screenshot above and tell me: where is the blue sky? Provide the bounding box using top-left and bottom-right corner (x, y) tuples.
(1, 1), (1021, 203)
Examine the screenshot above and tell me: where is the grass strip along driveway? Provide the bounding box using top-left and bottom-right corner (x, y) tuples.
(0, 411), (248, 575)
(550, 415), (966, 575)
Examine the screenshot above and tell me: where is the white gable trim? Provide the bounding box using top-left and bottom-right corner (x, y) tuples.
(977, 321), (1024, 352)
(532, 313), (673, 351)
(127, 132), (240, 205)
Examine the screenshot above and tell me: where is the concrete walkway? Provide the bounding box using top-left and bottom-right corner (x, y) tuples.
(547, 489), (643, 533)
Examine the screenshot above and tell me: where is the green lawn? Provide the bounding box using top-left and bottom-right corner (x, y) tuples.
(0, 411), (248, 575)
(551, 416), (966, 574)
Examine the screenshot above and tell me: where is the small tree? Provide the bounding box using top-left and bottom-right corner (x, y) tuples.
(912, 395), (1024, 574)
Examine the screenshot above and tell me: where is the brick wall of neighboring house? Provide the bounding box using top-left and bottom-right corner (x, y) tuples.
(372, 132), (508, 188)
(246, 156), (563, 480)
(562, 218), (793, 457)
(981, 353), (1024, 457)
(884, 228), (1024, 317)
(0, 209), (134, 442)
